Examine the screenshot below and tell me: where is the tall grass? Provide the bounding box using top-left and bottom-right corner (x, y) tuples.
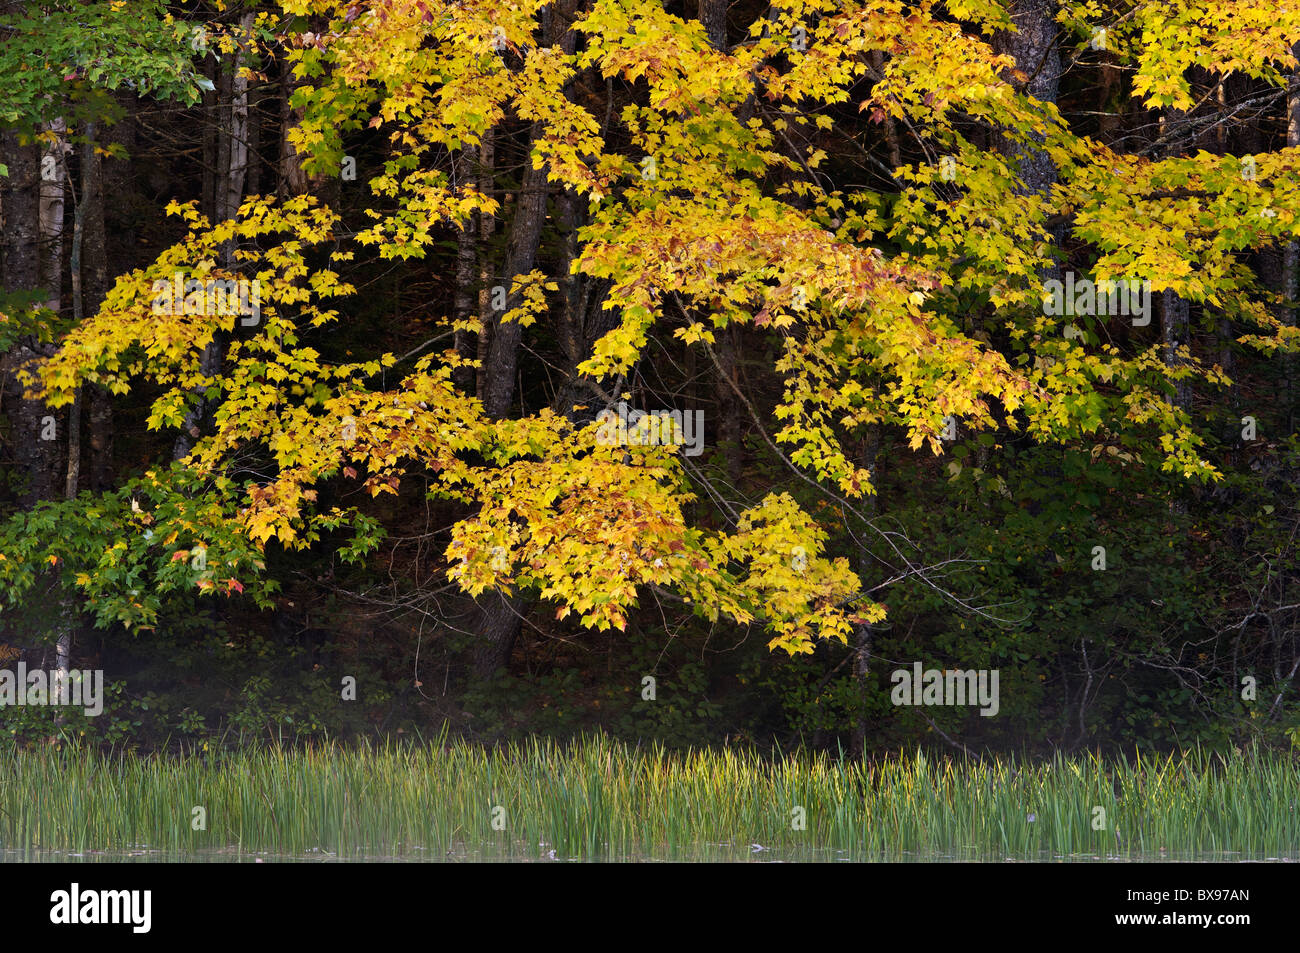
(1, 736), (1295, 860)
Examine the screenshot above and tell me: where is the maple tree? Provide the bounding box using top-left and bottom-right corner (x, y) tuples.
(3, 0), (1300, 749)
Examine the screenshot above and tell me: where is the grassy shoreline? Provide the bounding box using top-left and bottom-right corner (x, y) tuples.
(1, 737), (1296, 861)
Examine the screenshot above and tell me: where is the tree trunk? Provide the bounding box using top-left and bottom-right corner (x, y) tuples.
(453, 144), (478, 393)
(1159, 109), (1192, 413)
(174, 20), (250, 460)
(39, 117), (67, 314)
(850, 426), (880, 759)
(1283, 43), (1300, 429)
(86, 115), (113, 491)
(56, 122), (98, 720)
(469, 5), (575, 678)
(994, 0), (1061, 199)
(699, 0), (726, 49)
(279, 53), (309, 198)
(471, 592), (524, 679)
(1, 127), (61, 506)
(701, 0), (745, 486)
(475, 130), (495, 403)
(0, 129), (39, 289)
(480, 126), (552, 420)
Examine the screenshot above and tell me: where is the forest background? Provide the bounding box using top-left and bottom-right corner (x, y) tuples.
(2, 0), (1299, 757)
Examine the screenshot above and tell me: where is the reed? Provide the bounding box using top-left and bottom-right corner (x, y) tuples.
(1, 736), (1295, 861)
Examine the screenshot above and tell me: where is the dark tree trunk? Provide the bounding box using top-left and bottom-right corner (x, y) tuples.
(84, 122), (113, 492)
(1283, 43), (1300, 429)
(468, 4), (576, 679)
(1161, 289), (1192, 410)
(1, 127), (61, 506)
(279, 54), (308, 198)
(701, 0), (745, 486)
(56, 121), (102, 715)
(480, 125), (551, 420)
(174, 25), (249, 461)
(849, 427), (880, 759)
(1158, 105), (1192, 414)
(471, 592), (524, 679)
(549, 178), (617, 422)
(699, 0), (726, 49)
(453, 145), (479, 393)
(1, 129), (40, 289)
(994, 0), (1061, 198)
